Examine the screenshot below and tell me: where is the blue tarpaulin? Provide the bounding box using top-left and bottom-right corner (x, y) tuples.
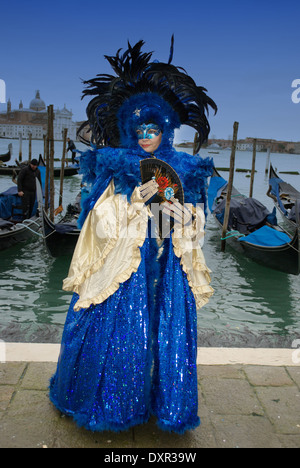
(269, 176), (287, 215)
(0, 187), (22, 219)
(208, 175), (227, 212)
(238, 225), (291, 247)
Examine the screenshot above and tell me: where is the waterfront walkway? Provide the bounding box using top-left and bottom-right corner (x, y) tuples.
(0, 344), (299, 448)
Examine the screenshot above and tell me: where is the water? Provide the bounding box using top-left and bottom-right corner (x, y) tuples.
(0, 138), (299, 347)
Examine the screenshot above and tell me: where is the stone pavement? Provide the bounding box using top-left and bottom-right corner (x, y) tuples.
(0, 345), (300, 448)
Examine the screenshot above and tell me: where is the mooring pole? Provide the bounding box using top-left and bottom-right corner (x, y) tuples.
(221, 121), (239, 252)
(249, 138), (256, 198)
(45, 133), (49, 213)
(265, 146), (271, 175)
(43, 134), (47, 160)
(18, 132), (22, 162)
(28, 132), (32, 162)
(58, 128), (68, 209)
(193, 132), (199, 156)
(47, 105), (55, 221)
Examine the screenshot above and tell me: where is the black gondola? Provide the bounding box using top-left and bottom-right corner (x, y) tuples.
(0, 185), (41, 251)
(267, 164), (300, 231)
(208, 168), (300, 275)
(0, 217), (40, 251)
(36, 179), (81, 257)
(0, 144), (12, 163)
(41, 207), (80, 257)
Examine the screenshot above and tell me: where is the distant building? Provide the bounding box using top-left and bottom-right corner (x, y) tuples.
(53, 105), (76, 141)
(236, 140), (263, 151)
(207, 143), (221, 150)
(205, 137), (300, 154)
(0, 90), (77, 140)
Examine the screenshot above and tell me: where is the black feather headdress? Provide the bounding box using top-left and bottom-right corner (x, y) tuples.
(78, 38), (217, 153)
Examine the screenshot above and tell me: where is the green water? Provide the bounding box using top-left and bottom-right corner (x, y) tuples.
(0, 143), (299, 347)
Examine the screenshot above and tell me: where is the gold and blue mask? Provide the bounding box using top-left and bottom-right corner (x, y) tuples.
(135, 123), (161, 140)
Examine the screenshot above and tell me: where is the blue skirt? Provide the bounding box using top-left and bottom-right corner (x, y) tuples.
(49, 237), (200, 433)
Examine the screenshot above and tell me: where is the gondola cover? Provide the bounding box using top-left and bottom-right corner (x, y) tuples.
(214, 197), (273, 235)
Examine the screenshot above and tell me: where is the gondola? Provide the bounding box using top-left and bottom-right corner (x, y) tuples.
(267, 164), (300, 231)
(36, 180), (80, 257)
(0, 216), (41, 251)
(208, 168), (300, 275)
(0, 186), (41, 251)
(0, 144), (12, 163)
(41, 207), (80, 257)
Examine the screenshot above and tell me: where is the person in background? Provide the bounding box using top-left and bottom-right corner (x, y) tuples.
(17, 158), (41, 219)
(66, 137), (77, 164)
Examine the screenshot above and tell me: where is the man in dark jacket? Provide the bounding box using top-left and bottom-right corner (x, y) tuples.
(17, 159), (42, 219)
(66, 138), (77, 164)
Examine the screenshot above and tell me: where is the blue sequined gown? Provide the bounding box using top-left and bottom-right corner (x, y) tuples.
(49, 144), (213, 434)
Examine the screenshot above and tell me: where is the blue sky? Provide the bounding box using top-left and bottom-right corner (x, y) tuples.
(0, 0), (299, 143)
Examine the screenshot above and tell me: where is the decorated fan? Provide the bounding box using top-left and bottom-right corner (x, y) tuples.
(140, 158), (184, 236)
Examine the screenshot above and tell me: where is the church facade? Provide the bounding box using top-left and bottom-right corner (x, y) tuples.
(0, 91), (77, 141)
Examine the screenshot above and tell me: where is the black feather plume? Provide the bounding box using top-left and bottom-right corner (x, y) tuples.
(168, 34), (174, 64)
(78, 38), (217, 151)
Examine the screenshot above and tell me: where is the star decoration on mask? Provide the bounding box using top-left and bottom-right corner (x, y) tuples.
(133, 108), (141, 117)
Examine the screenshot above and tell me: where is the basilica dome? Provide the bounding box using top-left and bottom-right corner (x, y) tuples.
(29, 90), (46, 111)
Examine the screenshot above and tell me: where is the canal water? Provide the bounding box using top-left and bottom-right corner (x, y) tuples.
(0, 138), (299, 347)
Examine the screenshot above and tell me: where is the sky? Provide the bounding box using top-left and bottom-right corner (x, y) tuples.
(0, 0), (299, 144)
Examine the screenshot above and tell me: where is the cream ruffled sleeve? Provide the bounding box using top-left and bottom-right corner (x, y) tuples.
(172, 204), (214, 309)
(63, 180), (149, 311)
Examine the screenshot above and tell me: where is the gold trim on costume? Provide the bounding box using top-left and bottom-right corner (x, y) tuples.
(63, 180), (149, 311)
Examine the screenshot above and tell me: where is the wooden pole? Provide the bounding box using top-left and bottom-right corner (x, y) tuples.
(295, 200), (300, 272)
(193, 132), (199, 156)
(43, 134), (47, 160)
(58, 128), (68, 209)
(18, 133), (22, 162)
(265, 146), (271, 174)
(45, 132), (49, 213)
(48, 105), (55, 222)
(249, 138), (256, 198)
(221, 121), (239, 252)
(28, 133), (32, 162)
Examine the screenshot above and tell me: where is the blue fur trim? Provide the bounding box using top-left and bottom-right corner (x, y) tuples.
(161, 150), (214, 214)
(155, 416), (201, 434)
(49, 390), (150, 433)
(76, 145), (98, 186)
(73, 413), (150, 433)
(77, 145), (214, 227)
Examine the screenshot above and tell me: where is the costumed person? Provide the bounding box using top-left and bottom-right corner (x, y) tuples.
(49, 38), (217, 434)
